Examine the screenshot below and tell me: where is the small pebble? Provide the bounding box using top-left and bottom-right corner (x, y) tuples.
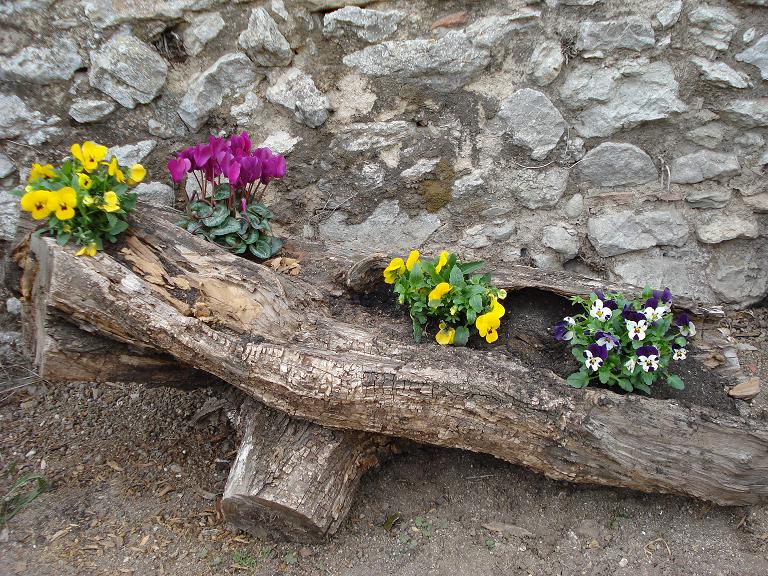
(5, 297), (21, 316)
(619, 558), (629, 567)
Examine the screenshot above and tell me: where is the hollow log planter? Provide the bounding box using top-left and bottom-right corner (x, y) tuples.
(21, 306), (392, 542)
(17, 205), (768, 506)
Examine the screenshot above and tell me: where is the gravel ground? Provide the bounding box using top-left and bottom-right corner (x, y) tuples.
(1, 299), (767, 576)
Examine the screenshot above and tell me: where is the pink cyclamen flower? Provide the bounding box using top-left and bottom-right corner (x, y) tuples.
(167, 157), (191, 183)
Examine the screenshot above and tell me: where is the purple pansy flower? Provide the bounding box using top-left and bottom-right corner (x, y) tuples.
(674, 314), (696, 337)
(553, 318), (575, 342)
(595, 331), (620, 350)
(636, 345), (659, 372)
(583, 343), (608, 372)
(653, 287), (673, 310)
(621, 305), (645, 323)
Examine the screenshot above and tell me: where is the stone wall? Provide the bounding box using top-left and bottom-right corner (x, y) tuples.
(1, 0), (767, 306)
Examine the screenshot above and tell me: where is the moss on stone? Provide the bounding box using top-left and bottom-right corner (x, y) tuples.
(419, 160), (455, 213)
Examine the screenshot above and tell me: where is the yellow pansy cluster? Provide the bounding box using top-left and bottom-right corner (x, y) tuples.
(16, 141), (143, 257)
(383, 249), (507, 347)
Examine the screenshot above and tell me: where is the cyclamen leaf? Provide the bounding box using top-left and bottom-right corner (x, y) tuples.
(210, 217), (240, 237)
(202, 204), (229, 227)
(249, 238), (272, 259)
(269, 237), (283, 256)
(214, 184), (231, 200)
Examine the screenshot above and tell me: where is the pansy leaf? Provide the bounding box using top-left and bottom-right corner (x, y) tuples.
(617, 378), (634, 392)
(566, 371), (589, 388)
(571, 347), (585, 361)
(202, 204), (229, 227)
(468, 294), (483, 312)
(598, 368), (611, 385)
(210, 217), (240, 237)
(674, 336), (687, 347)
(411, 317), (424, 343)
(666, 374), (684, 390)
(641, 371), (654, 386)
(459, 261), (484, 275)
(56, 233), (71, 247)
(109, 219), (129, 236)
(633, 381), (651, 395)
(453, 326), (469, 347)
(449, 265), (464, 287)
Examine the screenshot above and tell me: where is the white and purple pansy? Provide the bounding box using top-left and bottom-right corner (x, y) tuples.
(672, 342), (687, 361)
(595, 331), (620, 351)
(553, 318), (575, 341)
(636, 345), (660, 372)
(652, 287), (673, 312)
(674, 314), (696, 337)
(625, 319), (648, 341)
(583, 343), (608, 372)
(590, 298), (616, 322)
(642, 297), (667, 323)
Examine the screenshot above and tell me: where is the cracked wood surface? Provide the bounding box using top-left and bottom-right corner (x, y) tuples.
(18, 205), (768, 506)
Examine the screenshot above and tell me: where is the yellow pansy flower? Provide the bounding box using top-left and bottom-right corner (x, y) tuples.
(82, 194), (95, 206)
(435, 251), (449, 274)
(127, 163), (146, 185)
(47, 187), (77, 220)
(78, 173), (93, 189)
(435, 322), (456, 346)
(20, 189), (54, 219)
(71, 141), (108, 173)
(76, 243), (98, 257)
(28, 163), (56, 183)
(103, 156), (125, 183)
(405, 250), (420, 271)
(383, 257), (406, 284)
(475, 297), (505, 344)
(428, 281), (452, 303)
(98, 190), (120, 212)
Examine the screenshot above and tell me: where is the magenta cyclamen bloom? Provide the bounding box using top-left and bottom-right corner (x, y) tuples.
(168, 157), (191, 183)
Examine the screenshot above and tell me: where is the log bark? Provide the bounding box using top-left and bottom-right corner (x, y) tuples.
(223, 400), (392, 541)
(23, 308), (391, 540)
(17, 205), (768, 506)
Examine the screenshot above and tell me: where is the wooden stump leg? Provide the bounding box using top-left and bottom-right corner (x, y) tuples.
(223, 400), (392, 542)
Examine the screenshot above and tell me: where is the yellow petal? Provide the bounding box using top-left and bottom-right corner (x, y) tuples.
(78, 173), (93, 189)
(435, 326), (456, 345)
(485, 328), (498, 344)
(428, 282), (452, 302)
(435, 251), (449, 274)
(405, 250), (420, 271)
(383, 257), (406, 284)
(128, 163), (146, 184)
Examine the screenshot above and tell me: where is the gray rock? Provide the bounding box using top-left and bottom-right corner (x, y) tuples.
(542, 224), (580, 259)
(452, 170), (486, 198)
(319, 200), (440, 253)
(496, 89), (565, 160)
(559, 63), (618, 109)
(342, 31), (490, 92)
(0, 330), (21, 365)
(587, 208), (689, 257)
(575, 61), (687, 138)
(107, 140), (157, 166)
(744, 193), (768, 213)
(5, 297), (21, 316)
(333, 121), (415, 152)
(183, 12), (225, 57)
(0, 153), (14, 179)
(178, 53), (262, 131)
(0, 38), (82, 83)
(463, 10), (541, 50)
(686, 123), (725, 149)
(670, 150), (740, 184)
(259, 131), (302, 155)
(68, 99), (116, 123)
(529, 39), (564, 86)
(576, 143), (657, 187)
(688, 5), (740, 51)
(707, 240), (768, 305)
(265, 68), (330, 128)
(684, 186), (732, 209)
(735, 132), (765, 154)
(720, 99), (768, 127)
(564, 194), (584, 218)
(0, 93), (60, 145)
(132, 181), (175, 207)
(744, 28), (757, 44)
(461, 220), (515, 249)
(89, 33), (168, 109)
(356, 162), (385, 189)
(575, 16), (654, 56)
(238, 7), (292, 67)
(0, 188), (20, 241)
(696, 212), (759, 244)
(690, 57), (751, 89)
(400, 158), (440, 182)
(83, 0), (221, 28)
(301, 0), (376, 10)
(504, 167), (569, 209)
(323, 6), (404, 43)
(656, 1), (682, 28)
(736, 34), (768, 80)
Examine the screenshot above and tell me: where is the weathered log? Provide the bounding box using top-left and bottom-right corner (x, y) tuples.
(22, 306), (391, 540)
(17, 205), (768, 506)
(223, 400), (392, 541)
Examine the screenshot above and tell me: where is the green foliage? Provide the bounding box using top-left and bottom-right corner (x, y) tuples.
(384, 250), (507, 346)
(1, 466), (46, 526)
(178, 188), (282, 259)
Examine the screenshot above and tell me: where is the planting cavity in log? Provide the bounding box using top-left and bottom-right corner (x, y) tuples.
(16, 204), (768, 506)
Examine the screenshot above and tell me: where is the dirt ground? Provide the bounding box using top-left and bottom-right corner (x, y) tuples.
(2, 294), (768, 576)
